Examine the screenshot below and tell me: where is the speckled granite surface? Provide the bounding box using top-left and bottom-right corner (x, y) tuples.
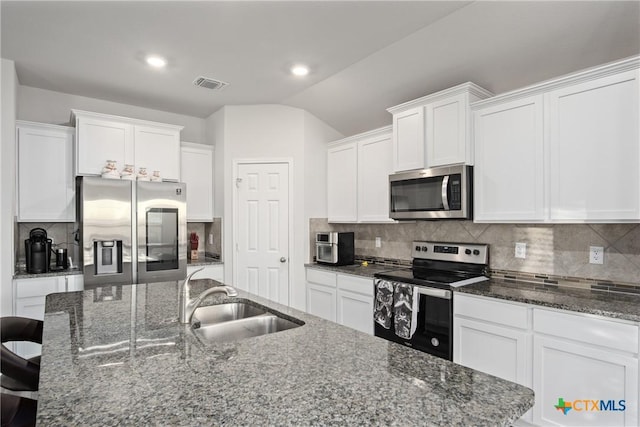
(13, 267), (82, 279)
(187, 257), (223, 267)
(305, 262), (400, 278)
(458, 279), (640, 323)
(307, 263), (639, 323)
(39, 280), (533, 426)
(14, 258), (221, 279)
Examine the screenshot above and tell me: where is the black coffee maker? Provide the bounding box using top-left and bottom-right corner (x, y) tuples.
(25, 228), (52, 273)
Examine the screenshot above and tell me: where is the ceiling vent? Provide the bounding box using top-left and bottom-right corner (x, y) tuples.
(192, 76), (229, 91)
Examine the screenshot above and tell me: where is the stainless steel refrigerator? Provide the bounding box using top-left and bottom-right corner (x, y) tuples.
(76, 177), (187, 288)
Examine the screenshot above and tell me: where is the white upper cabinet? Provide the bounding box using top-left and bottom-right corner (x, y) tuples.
(388, 83), (492, 172)
(180, 142), (213, 221)
(72, 110), (183, 180)
(327, 126), (394, 223)
(16, 121), (75, 222)
(74, 114), (134, 175)
(357, 132), (394, 223)
(473, 55), (639, 223)
(427, 92), (476, 167)
(547, 70), (639, 221)
(134, 125), (181, 181)
(327, 142), (358, 222)
(391, 107), (425, 172)
(473, 95), (545, 222)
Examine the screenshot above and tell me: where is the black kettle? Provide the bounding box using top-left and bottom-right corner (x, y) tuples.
(25, 228), (52, 274)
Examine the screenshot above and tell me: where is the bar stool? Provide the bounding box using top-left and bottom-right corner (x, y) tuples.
(1, 393), (37, 427)
(1, 317), (43, 392)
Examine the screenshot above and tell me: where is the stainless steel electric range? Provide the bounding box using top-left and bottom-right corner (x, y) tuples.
(373, 241), (489, 360)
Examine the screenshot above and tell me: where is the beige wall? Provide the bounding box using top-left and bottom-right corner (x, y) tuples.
(18, 86), (207, 144)
(310, 219), (640, 285)
(1, 58), (18, 316)
(210, 105), (342, 310)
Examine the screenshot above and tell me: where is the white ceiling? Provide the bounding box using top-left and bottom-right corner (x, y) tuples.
(2, 1), (639, 136)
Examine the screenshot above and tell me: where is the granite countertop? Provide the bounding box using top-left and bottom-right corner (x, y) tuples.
(187, 256), (223, 267)
(458, 278), (640, 323)
(305, 262), (401, 278)
(14, 257), (222, 279)
(307, 263), (639, 323)
(38, 280), (533, 426)
(14, 267), (83, 279)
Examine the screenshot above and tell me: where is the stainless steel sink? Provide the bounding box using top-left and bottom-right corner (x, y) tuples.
(191, 302), (267, 325)
(190, 301), (303, 343)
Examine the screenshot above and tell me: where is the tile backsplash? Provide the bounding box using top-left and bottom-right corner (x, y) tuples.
(16, 222), (80, 267)
(188, 218), (222, 260)
(309, 219), (640, 285)
(16, 218), (224, 270)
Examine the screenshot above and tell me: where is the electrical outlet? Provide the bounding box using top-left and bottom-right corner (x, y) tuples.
(515, 242), (527, 259)
(589, 246), (604, 264)
(208, 233), (214, 245)
(375, 237), (382, 248)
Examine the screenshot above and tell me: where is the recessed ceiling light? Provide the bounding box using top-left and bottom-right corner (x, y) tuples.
(146, 55), (167, 68)
(291, 65), (309, 76)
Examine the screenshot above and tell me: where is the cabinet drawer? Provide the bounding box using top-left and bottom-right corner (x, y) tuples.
(534, 308), (638, 354)
(337, 274), (373, 296)
(306, 268), (337, 287)
(15, 278), (62, 298)
(455, 294), (529, 329)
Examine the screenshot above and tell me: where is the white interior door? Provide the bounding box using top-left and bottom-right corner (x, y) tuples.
(235, 162), (290, 304)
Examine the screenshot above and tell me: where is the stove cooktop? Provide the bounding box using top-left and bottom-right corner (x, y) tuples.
(374, 268), (488, 289)
(374, 241), (490, 289)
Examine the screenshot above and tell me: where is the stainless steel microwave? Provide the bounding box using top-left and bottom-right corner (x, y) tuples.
(389, 164), (472, 220)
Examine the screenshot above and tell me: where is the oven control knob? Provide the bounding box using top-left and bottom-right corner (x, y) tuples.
(473, 249), (480, 256)
(431, 337), (440, 347)
(415, 245), (421, 251)
(421, 246), (428, 252)
(465, 249), (471, 255)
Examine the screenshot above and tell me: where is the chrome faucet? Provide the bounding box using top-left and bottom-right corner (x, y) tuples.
(179, 267), (238, 324)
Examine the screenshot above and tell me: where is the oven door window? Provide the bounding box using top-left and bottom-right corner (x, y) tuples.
(316, 243), (337, 263)
(146, 208), (179, 271)
(419, 294), (451, 333)
(391, 176), (445, 212)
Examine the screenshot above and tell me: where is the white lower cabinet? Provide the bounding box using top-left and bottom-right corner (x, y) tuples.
(13, 275), (71, 358)
(306, 268), (337, 322)
(187, 264), (224, 282)
(307, 283), (337, 322)
(454, 294), (533, 423)
(454, 318), (530, 385)
(532, 308), (638, 427)
(65, 274), (84, 292)
(306, 268), (373, 334)
(454, 293), (639, 427)
(336, 274), (374, 335)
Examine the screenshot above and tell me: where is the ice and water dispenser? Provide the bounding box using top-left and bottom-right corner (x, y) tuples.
(94, 240), (123, 275)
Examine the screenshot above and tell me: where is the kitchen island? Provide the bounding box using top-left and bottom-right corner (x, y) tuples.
(38, 280), (533, 426)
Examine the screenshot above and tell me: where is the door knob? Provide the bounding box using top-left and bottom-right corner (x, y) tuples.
(280, 257), (287, 263)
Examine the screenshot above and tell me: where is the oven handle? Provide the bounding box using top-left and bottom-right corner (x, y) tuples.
(441, 175), (450, 211)
(416, 286), (451, 300)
